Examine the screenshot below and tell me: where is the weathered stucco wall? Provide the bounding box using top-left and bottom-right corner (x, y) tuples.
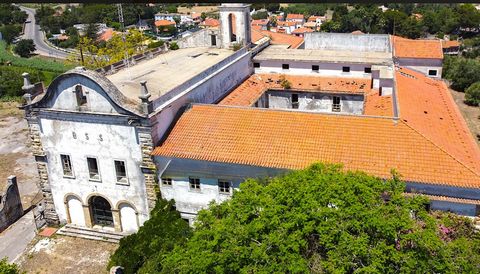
(395, 58), (443, 78)
(430, 201), (478, 216)
(150, 49), (253, 144)
(254, 60), (374, 78)
(263, 91), (364, 115)
(0, 176), (23, 232)
(155, 157), (286, 221)
(177, 29), (221, 49)
(304, 33), (392, 53)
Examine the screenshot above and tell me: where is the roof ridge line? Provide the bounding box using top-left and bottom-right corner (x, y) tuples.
(400, 120), (480, 179)
(197, 103), (398, 120)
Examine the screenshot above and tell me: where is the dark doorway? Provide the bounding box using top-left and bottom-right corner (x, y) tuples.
(89, 196), (113, 227)
(211, 35), (217, 46)
(228, 13), (236, 42)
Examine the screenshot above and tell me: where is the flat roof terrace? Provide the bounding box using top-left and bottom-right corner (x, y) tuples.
(106, 47), (234, 102)
(254, 45), (393, 65)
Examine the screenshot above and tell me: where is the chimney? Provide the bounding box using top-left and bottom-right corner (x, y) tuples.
(21, 72), (35, 94)
(138, 81), (152, 115)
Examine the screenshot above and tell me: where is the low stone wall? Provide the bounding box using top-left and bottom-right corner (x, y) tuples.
(0, 176), (23, 232)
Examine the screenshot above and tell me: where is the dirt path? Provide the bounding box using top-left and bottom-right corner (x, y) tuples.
(0, 102), (40, 209)
(17, 236), (118, 274)
(449, 89), (480, 146)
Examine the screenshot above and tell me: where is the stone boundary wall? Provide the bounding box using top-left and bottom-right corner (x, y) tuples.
(0, 176), (23, 232)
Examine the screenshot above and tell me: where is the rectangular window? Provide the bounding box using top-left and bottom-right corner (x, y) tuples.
(342, 66), (350, 72)
(161, 178), (172, 186)
(60, 154), (73, 177)
(332, 96), (341, 112)
(189, 177), (200, 191)
(87, 157), (100, 181)
(253, 62), (260, 68)
(428, 69), (437, 76)
(282, 64), (289, 70)
(114, 160), (127, 184)
(218, 180), (231, 194)
(291, 93), (299, 109)
(364, 67), (372, 73)
(75, 85), (87, 106)
(312, 65), (319, 72)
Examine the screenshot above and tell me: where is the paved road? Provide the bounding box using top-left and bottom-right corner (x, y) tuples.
(19, 6), (70, 59)
(0, 211), (36, 263)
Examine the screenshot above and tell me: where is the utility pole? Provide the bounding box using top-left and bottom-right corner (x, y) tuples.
(117, 3), (130, 71)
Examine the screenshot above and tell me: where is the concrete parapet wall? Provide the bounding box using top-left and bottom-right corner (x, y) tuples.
(0, 176), (24, 232)
(305, 33), (391, 53)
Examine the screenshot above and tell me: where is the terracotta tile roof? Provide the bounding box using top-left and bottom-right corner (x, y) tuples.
(219, 74), (374, 107)
(153, 104), (480, 188)
(304, 22), (318, 28)
(155, 20), (175, 27)
(98, 28), (115, 42)
(286, 13), (304, 20)
(392, 35), (443, 59)
(308, 16), (326, 22)
(351, 30), (365, 35)
(252, 19), (269, 26)
(251, 28), (304, 49)
(363, 90), (394, 117)
(200, 18), (220, 27)
(442, 40), (460, 49)
(278, 21), (297, 27)
(396, 67), (480, 174)
(292, 27), (314, 34)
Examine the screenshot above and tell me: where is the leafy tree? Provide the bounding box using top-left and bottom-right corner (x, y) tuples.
(169, 42), (179, 51)
(0, 25), (22, 44)
(0, 4), (27, 25)
(14, 39), (35, 58)
(465, 81), (480, 106)
(443, 56), (480, 91)
(155, 164), (480, 273)
(252, 11), (269, 20)
(0, 258), (21, 274)
(108, 198), (192, 274)
(200, 12), (207, 21)
(321, 20), (342, 32)
(84, 23), (99, 41)
(0, 66), (50, 98)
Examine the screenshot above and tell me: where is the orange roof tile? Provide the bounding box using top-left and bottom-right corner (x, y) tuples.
(442, 40), (460, 49)
(292, 27), (314, 34)
(363, 90), (394, 117)
(392, 35), (443, 59)
(351, 30), (364, 35)
(219, 74), (374, 107)
(153, 104), (480, 188)
(98, 28), (115, 42)
(251, 28), (304, 49)
(304, 22), (318, 28)
(155, 20), (175, 27)
(308, 16), (326, 22)
(277, 21), (297, 27)
(286, 13), (304, 20)
(251, 19), (269, 26)
(200, 18), (220, 27)
(396, 67), (480, 174)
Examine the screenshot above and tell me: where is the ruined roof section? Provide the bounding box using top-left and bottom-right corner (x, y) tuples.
(219, 74), (376, 107)
(153, 104), (480, 188)
(395, 67), (480, 173)
(392, 36), (443, 59)
(304, 32), (392, 53)
(253, 45), (393, 65)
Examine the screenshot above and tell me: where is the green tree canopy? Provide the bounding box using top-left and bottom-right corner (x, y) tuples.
(151, 164), (480, 273)
(14, 39), (35, 58)
(0, 258), (22, 274)
(465, 81), (480, 106)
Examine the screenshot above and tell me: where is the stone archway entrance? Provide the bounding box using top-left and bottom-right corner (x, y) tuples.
(89, 196), (114, 227)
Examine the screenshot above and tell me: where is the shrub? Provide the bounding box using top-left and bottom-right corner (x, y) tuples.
(465, 81), (480, 106)
(0, 258), (22, 274)
(14, 39), (36, 58)
(0, 65), (57, 98)
(147, 40), (164, 49)
(280, 75), (292, 89)
(232, 42), (242, 51)
(168, 42), (179, 50)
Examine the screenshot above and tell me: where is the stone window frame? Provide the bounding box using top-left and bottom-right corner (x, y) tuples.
(114, 159), (129, 185)
(218, 180), (232, 195)
(161, 177), (173, 187)
(189, 177), (201, 192)
(86, 156), (101, 182)
(60, 153), (75, 179)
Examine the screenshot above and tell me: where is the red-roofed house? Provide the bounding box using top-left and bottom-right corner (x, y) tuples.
(286, 13), (305, 25)
(251, 19), (269, 30)
(442, 40), (461, 55)
(292, 27), (313, 37)
(200, 18), (220, 28)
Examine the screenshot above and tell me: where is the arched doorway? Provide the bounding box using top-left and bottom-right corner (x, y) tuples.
(66, 195), (85, 227)
(89, 196), (114, 227)
(119, 203), (138, 233)
(228, 13), (236, 42)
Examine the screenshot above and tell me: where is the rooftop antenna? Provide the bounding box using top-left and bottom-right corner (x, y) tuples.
(117, 3), (131, 76)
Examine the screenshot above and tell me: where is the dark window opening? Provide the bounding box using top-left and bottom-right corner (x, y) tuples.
(282, 64), (289, 70)
(61, 154), (73, 177)
(312, 65), (319, 72)
(87, 157), (100, 181)
(332, 96), (341, 112)
(291, 93), (299, 109)
(253, 62), (260, 68)
(218, 180), (231, 194)
(342, 66), (350, 72)
(161, 178), (172, 186)
(189, 177), (200, 191)
(364, 67), (372, 73)
(75, 85), (87, 107)
(114, 160), (127, 183)
(211, 34), (216, 46)
(428, 70), (437, 76)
